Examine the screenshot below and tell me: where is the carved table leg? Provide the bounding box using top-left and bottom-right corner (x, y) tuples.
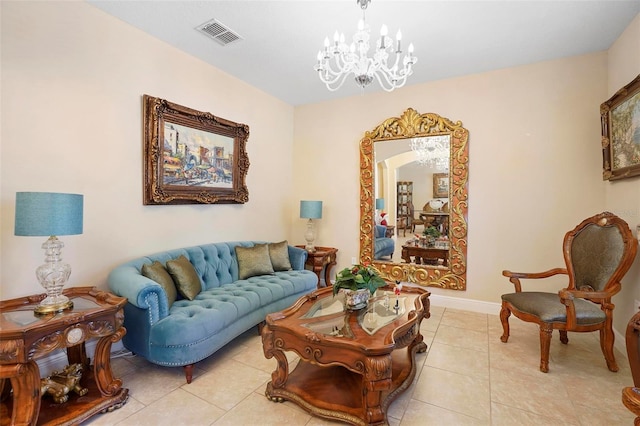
(261, 328), (289, 402)
(363, 355), (392, 424)
(93, 327), (126, 397)
(0, 361), (41, 426)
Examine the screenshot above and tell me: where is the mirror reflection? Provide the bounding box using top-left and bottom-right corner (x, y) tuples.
(359, 108), (469, 290)
(373, 135), (451, 266)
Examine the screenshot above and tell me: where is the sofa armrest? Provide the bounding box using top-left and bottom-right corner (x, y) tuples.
(107, 265), (170, 324)
(288, 245), (308, 270)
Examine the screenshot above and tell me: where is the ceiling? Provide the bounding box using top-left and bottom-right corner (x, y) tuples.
(87, 1), (640, 106)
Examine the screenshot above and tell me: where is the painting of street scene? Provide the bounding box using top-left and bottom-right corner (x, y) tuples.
(163, 121), (234, 187)
(611, 88), (640, 171)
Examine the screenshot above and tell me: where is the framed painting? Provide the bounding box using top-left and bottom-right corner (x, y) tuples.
(601, 74), (640, 181)
(433, 173), (449, 198)
(143, 95), (250, 204)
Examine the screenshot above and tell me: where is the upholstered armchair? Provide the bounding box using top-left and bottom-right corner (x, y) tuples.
(374, 225), (394, 260)
(623, 309), (640, 424)
(500, 212), (637, 373)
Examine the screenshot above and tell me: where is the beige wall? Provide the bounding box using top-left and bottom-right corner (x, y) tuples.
(0, 2), (295, 300)
(295, 51), (608, 306)
(604, 13), (640, 335)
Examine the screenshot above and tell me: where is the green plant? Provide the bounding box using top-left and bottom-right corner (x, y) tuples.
(333, 264), (387, 296)
(423, 226), (441, 238)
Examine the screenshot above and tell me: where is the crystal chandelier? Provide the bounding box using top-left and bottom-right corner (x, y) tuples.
(410, 136), (450, 170)
(314, 0), (417, 92)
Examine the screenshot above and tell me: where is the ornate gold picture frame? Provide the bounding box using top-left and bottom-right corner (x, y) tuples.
(143, 95), (250, 204)
(601, 74), (640, 181)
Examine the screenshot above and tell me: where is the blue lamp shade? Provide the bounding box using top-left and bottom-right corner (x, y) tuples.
(15, 192), (84, 236)
(375, 198), (384, 210)
(300, 200), (322, 219)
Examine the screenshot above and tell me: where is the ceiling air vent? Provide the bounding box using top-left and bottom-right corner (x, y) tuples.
(196, 19), (242, 46)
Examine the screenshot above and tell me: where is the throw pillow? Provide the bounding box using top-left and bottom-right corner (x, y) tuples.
(268, 240), (292, 271)
(236, 244), (275, 280)
(165, 255), (202, 301)
(141, 261), (178, 308)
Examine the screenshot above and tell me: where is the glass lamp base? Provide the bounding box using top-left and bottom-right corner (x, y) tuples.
(34, 299), (73, 315)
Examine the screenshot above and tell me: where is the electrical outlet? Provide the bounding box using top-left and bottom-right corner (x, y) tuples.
(352, 257), (357, 264)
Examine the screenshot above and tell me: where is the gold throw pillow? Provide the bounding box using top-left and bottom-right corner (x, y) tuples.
(236, 244), (275, 280)
(268, 240), (292, 271)
(166, 255), (202, 300)
(141, 261), (178, 308)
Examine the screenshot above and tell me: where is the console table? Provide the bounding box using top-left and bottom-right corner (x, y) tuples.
(0, 287), (128, 426)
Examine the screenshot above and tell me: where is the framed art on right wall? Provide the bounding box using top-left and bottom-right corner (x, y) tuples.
(601, 74), (640, 181)
(433, 173), (449, 198)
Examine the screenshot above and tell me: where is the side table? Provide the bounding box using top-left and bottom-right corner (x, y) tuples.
(0, 286), (128, 426)
(384, 225), (395, 238)
(295, 246), (338, 289)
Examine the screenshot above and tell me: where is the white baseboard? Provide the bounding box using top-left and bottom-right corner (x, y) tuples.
(429, 293), (501, 315)
(429, 293), (627, 357)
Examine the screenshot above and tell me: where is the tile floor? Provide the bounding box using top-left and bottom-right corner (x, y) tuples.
(85, 306), (635, 425)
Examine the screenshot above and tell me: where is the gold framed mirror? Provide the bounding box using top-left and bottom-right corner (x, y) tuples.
(359, 108), (469, 289)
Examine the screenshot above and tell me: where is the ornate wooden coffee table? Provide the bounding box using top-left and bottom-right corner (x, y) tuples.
(262, 285), (430, 425)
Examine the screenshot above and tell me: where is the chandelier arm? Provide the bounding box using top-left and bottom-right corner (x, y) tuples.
(324, 72), (354, 92)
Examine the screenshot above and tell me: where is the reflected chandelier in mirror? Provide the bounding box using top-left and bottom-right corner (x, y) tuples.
(359, 108), (469, 290)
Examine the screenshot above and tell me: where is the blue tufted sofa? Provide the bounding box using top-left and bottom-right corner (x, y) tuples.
(107, 241), (317, 383)
(374, 225), (395, 259)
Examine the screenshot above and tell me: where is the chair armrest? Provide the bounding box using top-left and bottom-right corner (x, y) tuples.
(502, 268), (567, 292)
(107, 265), (169, 324)
(558, 286), (618, 329)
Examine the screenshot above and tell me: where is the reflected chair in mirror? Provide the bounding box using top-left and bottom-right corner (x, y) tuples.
(623, 308), (640, 424)
(500, 212), (638, 373)
(409, 202), (425, 233)
(374, 225), (394, 260)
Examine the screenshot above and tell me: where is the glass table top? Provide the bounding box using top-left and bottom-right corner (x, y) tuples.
(301, 290), (408, 337)
(1, 297), (101, 329)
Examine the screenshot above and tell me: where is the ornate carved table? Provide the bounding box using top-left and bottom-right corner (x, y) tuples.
(401, 244), (449, 267)
(295, 245), (338, 288)
(0, 287), (128, 425)
(262, 285), (430, 425)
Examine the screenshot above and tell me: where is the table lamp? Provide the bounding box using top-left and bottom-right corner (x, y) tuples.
(15, 192), (84, 314)
(375, 198), (384, 225)
(300, 200), (322, 253)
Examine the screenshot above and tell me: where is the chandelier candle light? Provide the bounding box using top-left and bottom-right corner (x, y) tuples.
(14, 192), (84, 315)
(410, 135), (450, 170)
(314, 0), (417, 92)
(300, 200), (322, 253)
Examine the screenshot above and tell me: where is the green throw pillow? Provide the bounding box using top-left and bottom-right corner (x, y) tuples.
(268, 240), (292, 271)
(236, 244), (275, 280)
(141, 261), (178, 308)
(166, 255), (202, 300)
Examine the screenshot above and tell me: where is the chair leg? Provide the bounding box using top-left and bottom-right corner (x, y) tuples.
(600, 326), (619, 372)
(539, 323), (553, 373)
(499, 304), (510, 343)
(559, 330), (568, 344)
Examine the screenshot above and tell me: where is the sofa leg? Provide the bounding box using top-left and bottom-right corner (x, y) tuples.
(184, 364), (194, 384)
